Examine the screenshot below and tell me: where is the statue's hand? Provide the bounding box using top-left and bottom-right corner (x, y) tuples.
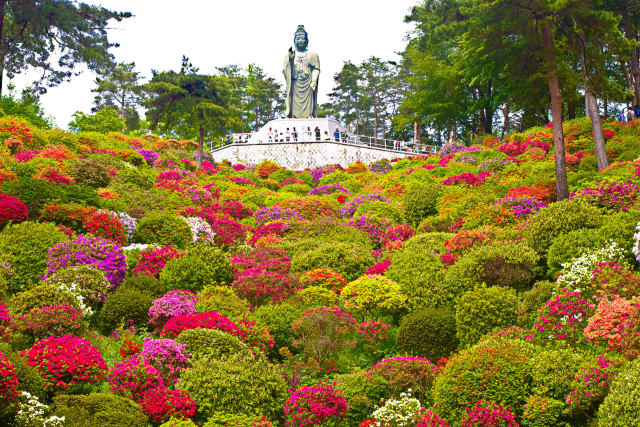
(311, 80), (317, 91)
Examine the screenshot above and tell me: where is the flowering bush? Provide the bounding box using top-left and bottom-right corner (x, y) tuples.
(14, 391), (65, 426)
(138, 387), (196, 424)
(461, 400), (518, 426)
(533, 288), (595, 343)
(282, 177), (306, 186)
(207, 214), (246, 247)
(371, 390), (422, 427)
(184, 216), (215, 244)
(413, 408), (449, 427)
(284, 382), (348, 426)
(222, 200), (253, 220)
(493, 196), (546, 219)
(149, 290), (198, 331)
(0, 352), (18, 415)
(299, 268), (347, 293)
(16, 304), (83, 340)
(140, 338), (191, 385)
(232, 270), (297, 306)
(570, 181), (639, 212)
(443, 230), (491, 261)
(357, 320), (390, 347)
(0, 193), (28, 228)
(438, 141), (468, 156)
(34, 166), (75, 184)
(275, 196), (338, 220)
(309, 183), (351, 195)
(160, 311), (244, 339)
(133, 246), (184, 278)
(348, 214), (393, 248)
(521, 395), (564, 427)
(340, 193), (391, 218)
(292, 307), (358, 367)
(369, 159), (392, 174)
(584, 296), (640, 357)
(591, 262), (640, 301)
(232, 246), (291, 276)
(46, 235), (127, 288)
(565, 354), (618, 416)
(138, 149), (160, 165)
(442, 172), (490, 187)
(249, 221), (288, 245)
(382, 224), (415, 245)
(24, 335), (107, 392)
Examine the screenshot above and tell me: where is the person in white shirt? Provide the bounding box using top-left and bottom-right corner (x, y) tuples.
(285, 128), (291, 142)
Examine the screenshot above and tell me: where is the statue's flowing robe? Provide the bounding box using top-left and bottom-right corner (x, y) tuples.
(283, 50), (320, 118)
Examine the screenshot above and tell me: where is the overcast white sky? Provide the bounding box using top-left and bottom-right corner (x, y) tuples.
(6, 0), (419, 128)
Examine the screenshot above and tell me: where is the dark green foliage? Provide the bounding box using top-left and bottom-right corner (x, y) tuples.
(518, 281), (555, 328)
(290, 242), (374, 282)
(0, 221), (68, 294)
(8, 283), (81, 317)
(68, 158), (112, 188)
(160, 245), (233, 293)
(52, 393), (147, 427)
(530, 347), (587, 401)
(133, 211), (192, 249)
(354, 201), (404, 224)
(397, 307), (458, 362)
(120, 274), (166, 297)
(445, 241), (540, 293)
(2, 177), (63, 218)
(403, 185), (440, 227)
(523, 199), (603, 255)
(98, 286), (154, 334)
(334, 371), (388, 426)
(455, 286), (520, 347)
(546, 228), (604, 278)
(252, 302), (302, 360)
(268, 168), (295, 183)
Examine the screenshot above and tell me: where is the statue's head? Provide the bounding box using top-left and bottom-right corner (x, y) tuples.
(294, 25), (308, 51)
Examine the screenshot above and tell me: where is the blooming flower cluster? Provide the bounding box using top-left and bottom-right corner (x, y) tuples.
(369, 160), (392, 174)
(566, 354), (617, 413)
(140, 338), (191, 385)
(149, 290), (198, 331)
(413, 408), (449, 427)
(0, 352), (18, 411)
(492, 196), (546, 219)
(254, 206), (304, 226)
(340, 193), (391, 217)
(366, 357), (437, 399)
(184, 216), (215, 244)
(357, 320), (390, 345)
(533, 288), (595, 342)
(443, 172), (490, 187)
(133, 245), (184, 278)
(138, 149), (160, 165)
(310, 164), (342, 184)
(461, 400), (518, 427)
(16, 304), (83, 339)
(0, 192), (28, 225)
(14, 391), (65, 427)
(372, 390), (422, 427)
(284, 382), (348, 426)
(308, 183), (351, 195)
(570, 181), (639, 212)
(348, 214), (393, 247)
(160, 311), (245, 339)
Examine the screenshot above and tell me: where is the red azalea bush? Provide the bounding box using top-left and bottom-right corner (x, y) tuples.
(25, 335), (107, 392)
(249, 221), (288, 246)
(365, 260), (391, 275)
(160, 311), (244, 339)
(583, 296), (640, 357)
(444, 230), (491, 261)
(256, 160), (281, 178)
(133, 246), (184, 278)
(222, 200), (253, 220)
(0, 193), (28, 227)
(0, 115), (34, 146)
(461, 400), (518, 426)
(236, 316), (275, 353)
(138, 387), (196, 424)
(284, 382), (348, 426)
(232, 247), (291, 277)
(232, 270), (297, 306)
(281, 177), (305, 186)
(34, 166), (75, 184)
(0, 302), (11, 342)
(16, 304), (83, 340)
(40, 145), (75, 163)
(299, 268), (348, 293)
(413, 408), (449, 427)
(442, 172), (490, 187)
(0, 353), (18, 415)
(83, 211), (127, 245)
(275, 196), (338, 220)
(506, 184), (554, 204)
(533, 289), (595, 343)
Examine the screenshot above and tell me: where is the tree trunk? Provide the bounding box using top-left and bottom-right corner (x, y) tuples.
(413, 120), (418, 145)
(501, 103), (510, 139)
(0, 0), (6, 97)
(567, 101), (576, 120)
(451, 122), (457, 142)
(373, 92), (379, 141)
(198, 124), (204, 168)
(622, 60), (637, 106)
(582, 52), (609, 170)
(585, 93), (591, 118)
(541, 22), (569, 201)
(621, 1), (640, 106)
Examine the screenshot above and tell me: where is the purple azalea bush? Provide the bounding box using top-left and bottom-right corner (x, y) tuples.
(492, 196), (546, 219)
(254, 206), (304, 226)
(340, 193), (391, 218)
(308, 183), (351, 196)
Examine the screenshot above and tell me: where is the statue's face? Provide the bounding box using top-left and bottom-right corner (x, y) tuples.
(294, 33), (308, 50)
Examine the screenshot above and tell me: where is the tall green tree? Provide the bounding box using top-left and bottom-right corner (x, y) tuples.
(243, 64), (283, 131)
(92, 62), (142, 130)
(0, 0), (130, 95)
(144, 57), (239, 166)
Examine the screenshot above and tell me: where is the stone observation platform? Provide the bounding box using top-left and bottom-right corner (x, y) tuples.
(208, 118), (435, 170)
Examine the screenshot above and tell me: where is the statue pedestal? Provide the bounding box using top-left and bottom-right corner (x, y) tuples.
(246, 117), (349, 143)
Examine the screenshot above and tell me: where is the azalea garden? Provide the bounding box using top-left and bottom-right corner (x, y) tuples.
(0, 114), (637, 426)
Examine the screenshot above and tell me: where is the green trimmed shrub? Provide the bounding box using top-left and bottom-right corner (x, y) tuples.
(2, 177), (63, 219)
(518, 281), (555, 328)
(529, 347), (587, 401)
(203, 412), (271, 427)
(396, 307), (458, 362)
(196, 285), (249, 319)
(403, 185), (440, 227)
(290, 242), (374, 282)
(401, 232), (453, 256)
(282, 183), (312, 195)
(175, 328), (249, 360)
(113, 167), (155, 189)
(455, 286), (520, 347)
(252, 302), (301, 359)
(68, 158), (111, 188)
(177, 352), (287, 424)
(334, 371), (388, 426)
(280, 220), (371, 250)
(52, 393), (147, 427)
(98, 287), (154, 334)
(45, 266), (111, 309)
(291, 286), (339, 308)
(160, 245), (233, 293)
(0, 221), (67, 294)
(0, 343), (46, 400)
(598, 357), (640, 426)
(522, 199), (603, 255)
(340, 275), (407, 319)
(120, 274), (166, 297)
(546, 228), (604, 278)
(133, 211), (192, 249)
(444, 241), (539, 293)
(386, 249), (449, 309)
(432, 338), (534, 423)
(268, 168), (295, 183)
(521, 395), (565, 427)
(9, 283), (81, 317)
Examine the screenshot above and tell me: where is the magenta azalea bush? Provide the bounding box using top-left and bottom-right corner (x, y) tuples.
(284, 382), (348, 426)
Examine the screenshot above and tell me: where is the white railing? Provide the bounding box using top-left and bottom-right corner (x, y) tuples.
(208, 133), (437, 155)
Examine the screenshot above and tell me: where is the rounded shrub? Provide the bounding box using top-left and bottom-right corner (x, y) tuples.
(529, 347), (587, 401)
(455, 286), (520, 347)
(354, 201), (404, 224)
(9, 283), (82, 317)
(175, 327), (249, 360)
(45, 265), (111, 308)
(334, 371), (388, 426)
(340, 275), (407, 318)
(521, 395), (565, 427)
(299, 268), (347, 293)
(68, 158), (112, 188)
(0, 221), (67, 294)
(546, 228), (604, 279)
(252, 302), (301, 359)
(161, 246), (233, 293)
(120, 273), (166, 297)
(133, 212), (192, 249)
(597, 357), (640, 426)
(403, 185), (440, 227)
(445, 241), (539, 293)
(290, 242), (374, 282)
(177, 352), (287, 423)
(52, 393), (147, 427)
(196, 285), (249, 319)
(365, 356), (438, 403)
(0, 193), (28, 230)
(292, 286), (339, 308)
(432, 338), (534, 423)
(522, 199), (603, 255)
(0, 352), (18, 418)
(98, 287), (154, 334)
(396, 307), (458, 362)
(284, 382), (348, 426)
(0, 343), (46, 400)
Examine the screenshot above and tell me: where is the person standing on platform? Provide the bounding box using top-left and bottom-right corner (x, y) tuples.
(314, 127), (321, 141)
(306, 127), (312, 140)
(285, 128), (291, 142)
(293, 127), (298, 142)
(333, 128), (340, 141)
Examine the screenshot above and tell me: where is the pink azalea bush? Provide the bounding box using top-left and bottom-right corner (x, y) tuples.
(148, 290), (198, 331)
(284, 382), (348, 426)
(160, 311), (244, 339)
(140, 338), (191, 385)
(133, 245), (184, 278)
(532, 289), (595, 343)
(461, 400), (518, 426)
